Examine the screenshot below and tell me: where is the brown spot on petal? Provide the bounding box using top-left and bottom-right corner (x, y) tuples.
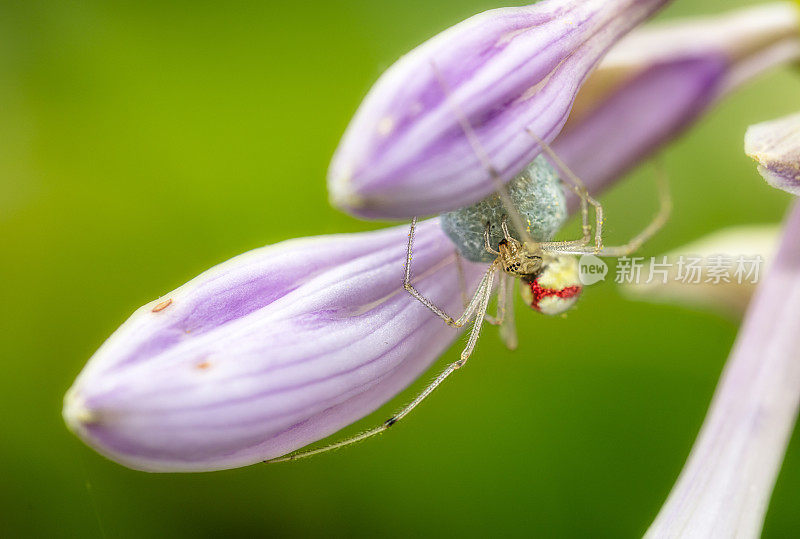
(152, 298), (173, 312)
(195, 361), (211, 370)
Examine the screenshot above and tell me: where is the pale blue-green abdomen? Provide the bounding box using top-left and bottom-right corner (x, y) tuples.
(440, 156), (567, 263)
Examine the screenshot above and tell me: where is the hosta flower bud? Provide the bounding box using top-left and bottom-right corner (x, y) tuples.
(554, 2), (800, 201)
(63, 221), (484, 472)
(328, 0), (670, 219)
(746, 111), (800, 195)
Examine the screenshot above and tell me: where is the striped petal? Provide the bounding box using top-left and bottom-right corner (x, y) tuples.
(64, 220), (484, 472)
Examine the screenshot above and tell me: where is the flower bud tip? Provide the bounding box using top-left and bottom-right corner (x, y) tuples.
(63, 388), (97, 432)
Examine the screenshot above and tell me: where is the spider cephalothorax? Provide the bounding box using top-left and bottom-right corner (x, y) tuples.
(496, 230), (582, 315)
(497, 236), (543, 276)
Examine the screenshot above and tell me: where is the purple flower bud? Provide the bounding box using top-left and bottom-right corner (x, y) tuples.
(554, 2), (800, 205)
(647, 201), (800, 537)
(746, 111), (800, 195)
(63, 220), (484, 472)
(328, 0), (670, 219)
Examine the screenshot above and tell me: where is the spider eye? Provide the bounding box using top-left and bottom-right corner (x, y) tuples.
(520, 256), (582, 315)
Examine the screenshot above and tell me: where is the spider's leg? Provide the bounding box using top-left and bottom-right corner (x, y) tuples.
(544, 162), (671, 257)
(485, 272), (517, 351)
(526, 128), (603, 252)
(484, 266), (507, 326)
(266, 263), (499, 463)
(458, 262), (496, 363)
(498, 274), (518, 351)
(595, 161), (671, 257)
(454, 249), (469, 309)
(430, 60), (536, 246)
(484, 223), (501, 256)
(500, 215), (514, 242)
(404, 217), (494, 328)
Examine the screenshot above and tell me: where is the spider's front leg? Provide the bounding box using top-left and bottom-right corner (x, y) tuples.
(404, 217), (495, 328)
(595, 164), (671, 257)
(484, 223), (500, 256)
(541, 163), (671, 257)
(526, 128), (605, 254)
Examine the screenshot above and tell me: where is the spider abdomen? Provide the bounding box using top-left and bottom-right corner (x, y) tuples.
(439, 156), (567, 263)
(520, 256), (582, 315)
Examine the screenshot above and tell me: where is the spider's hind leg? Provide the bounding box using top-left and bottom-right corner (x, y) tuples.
(429, 60), (536, 247)
(267, 261), (500, 463)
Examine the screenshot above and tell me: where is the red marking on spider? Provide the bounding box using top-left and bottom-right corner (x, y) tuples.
(525, 279), (582, 312)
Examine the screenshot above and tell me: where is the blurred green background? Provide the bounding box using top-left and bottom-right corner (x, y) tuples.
(2, 0), (799, 537)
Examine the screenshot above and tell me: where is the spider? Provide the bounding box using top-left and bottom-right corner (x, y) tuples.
(269, 65), (671, 463)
